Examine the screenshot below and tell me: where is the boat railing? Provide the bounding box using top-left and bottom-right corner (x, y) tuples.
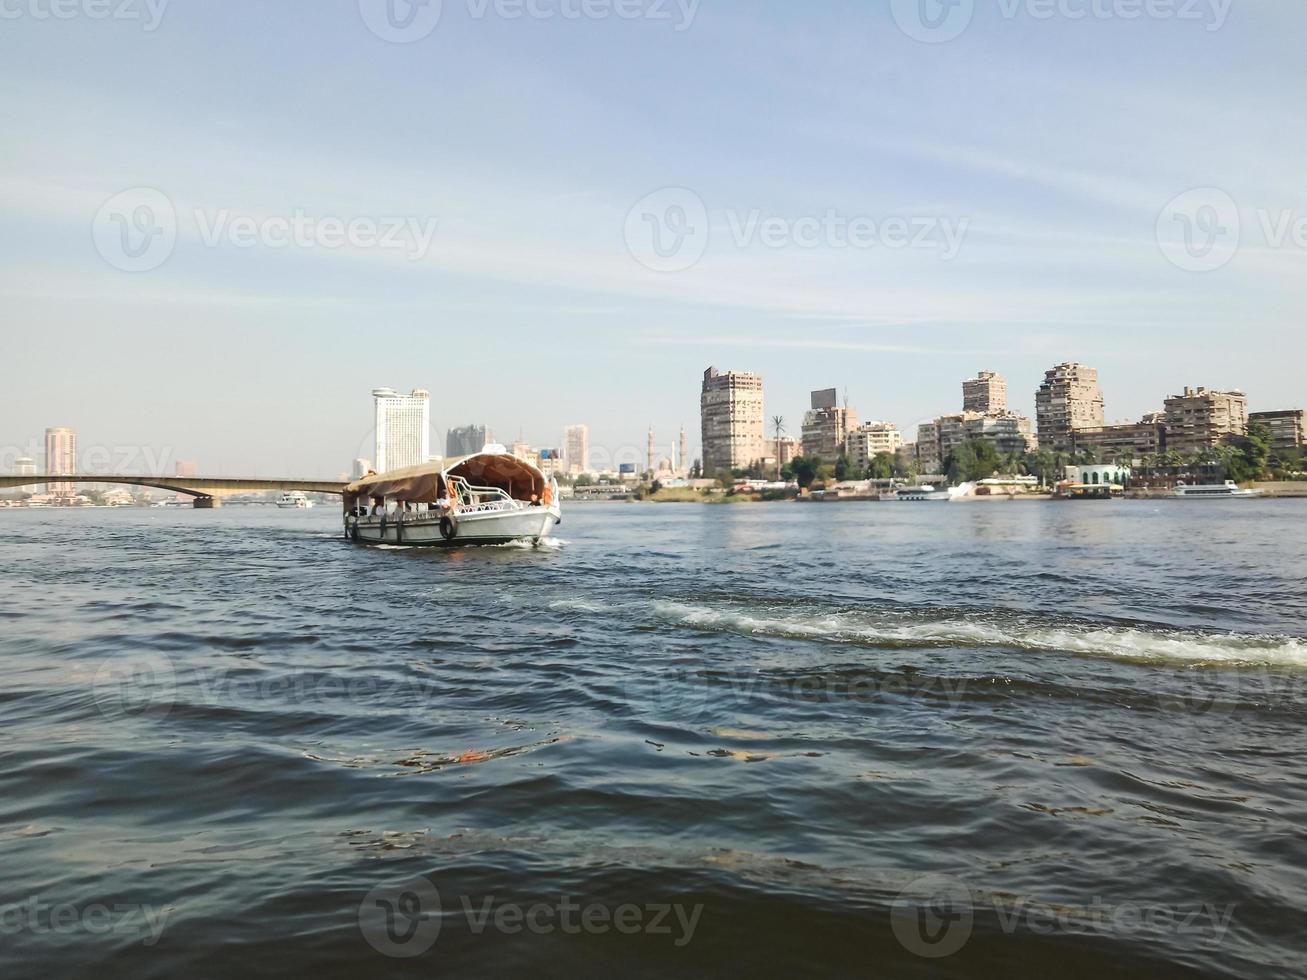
(448, 477), (519, 515)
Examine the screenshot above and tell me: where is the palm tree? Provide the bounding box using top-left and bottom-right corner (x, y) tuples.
(771, 415), (786, 480)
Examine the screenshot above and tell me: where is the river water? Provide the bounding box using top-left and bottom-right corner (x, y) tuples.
(1, 501), (1305, 978)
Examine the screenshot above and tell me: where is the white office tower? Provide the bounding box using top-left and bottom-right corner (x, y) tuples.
(564, 424), (590, 475)
(372, 387), (430, 473)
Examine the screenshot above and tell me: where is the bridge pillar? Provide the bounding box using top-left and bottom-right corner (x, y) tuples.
(193, 496), (221, 509)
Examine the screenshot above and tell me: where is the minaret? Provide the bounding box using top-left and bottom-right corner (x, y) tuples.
(679, 427), (687, 477)
(647, 425), (655, 474)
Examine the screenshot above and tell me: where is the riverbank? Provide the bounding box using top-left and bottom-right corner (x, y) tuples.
(640, 489), (766, 504)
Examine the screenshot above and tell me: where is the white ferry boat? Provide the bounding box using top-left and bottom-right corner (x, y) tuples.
(342, 446), (560, 547)
(880, 484), (953, 502)
(1173, 480), (1262, 499)
(277, 491), (315, 509)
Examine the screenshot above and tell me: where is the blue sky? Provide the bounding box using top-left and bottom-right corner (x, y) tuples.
(2, 0), (1304, 476)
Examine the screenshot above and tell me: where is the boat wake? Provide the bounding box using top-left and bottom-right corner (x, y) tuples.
(549, 597), (1307, 668)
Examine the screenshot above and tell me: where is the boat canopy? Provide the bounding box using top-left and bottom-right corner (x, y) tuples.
(343, 452), (548, 507)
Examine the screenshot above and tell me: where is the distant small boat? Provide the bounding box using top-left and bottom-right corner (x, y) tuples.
(880, 484), (952, 502)
(277, 491), (315, 509)
(343, 446), (560, 547)
(1173, 480), (1261, 499)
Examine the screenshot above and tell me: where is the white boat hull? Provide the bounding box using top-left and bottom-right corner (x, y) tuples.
(346, 506), (560, 547)
(1173, 482), (1262, 499)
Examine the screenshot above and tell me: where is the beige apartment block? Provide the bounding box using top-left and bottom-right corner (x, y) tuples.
(1035, 363), (1105, 452)
(963, 370), (1007, 415)
(700, 366), (765, 473)
(845, 422), (904, 471)
(1163, 387), (1248, 455)
(1249, 410), (1306, 453)
(1071, 421), (1166, 462)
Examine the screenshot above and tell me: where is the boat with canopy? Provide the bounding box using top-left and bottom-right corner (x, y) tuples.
(343, 446), (560, 547)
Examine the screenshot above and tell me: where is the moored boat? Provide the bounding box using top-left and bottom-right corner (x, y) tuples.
(1173, 480), (1262, 499)
(342, 446), (560, 547)
(880, 484), (952, 502)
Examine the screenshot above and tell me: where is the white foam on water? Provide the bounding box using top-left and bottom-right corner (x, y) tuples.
(550, 597), (624, 615)
(486, 537), (567, 550)
(548, 596), (1307, 667)
(646, 601), (1307, 668)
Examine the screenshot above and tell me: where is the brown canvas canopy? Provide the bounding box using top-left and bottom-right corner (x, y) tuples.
(344, 452), (547, 508)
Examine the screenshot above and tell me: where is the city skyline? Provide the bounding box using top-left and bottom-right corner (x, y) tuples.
(3, 5), (1304, 475)
(1, 357), (1298, 479)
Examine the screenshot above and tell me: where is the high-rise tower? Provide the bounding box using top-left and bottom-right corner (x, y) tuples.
(1035, 363), (1104, 452)
(700, 367), (765, 475)
(564, 425), (590, 476)
(44, 427), (76, 495)
(373, 387), (430, 472)
(963, 371), (1008, 415)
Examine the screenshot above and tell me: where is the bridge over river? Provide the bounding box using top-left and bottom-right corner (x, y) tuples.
(0, 475), (347, 507)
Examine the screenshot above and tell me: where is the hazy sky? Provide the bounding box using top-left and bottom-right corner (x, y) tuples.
(3, 0), (1304, 477)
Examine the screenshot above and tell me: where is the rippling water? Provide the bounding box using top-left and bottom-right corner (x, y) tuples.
(2, 501), (1305, 978)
